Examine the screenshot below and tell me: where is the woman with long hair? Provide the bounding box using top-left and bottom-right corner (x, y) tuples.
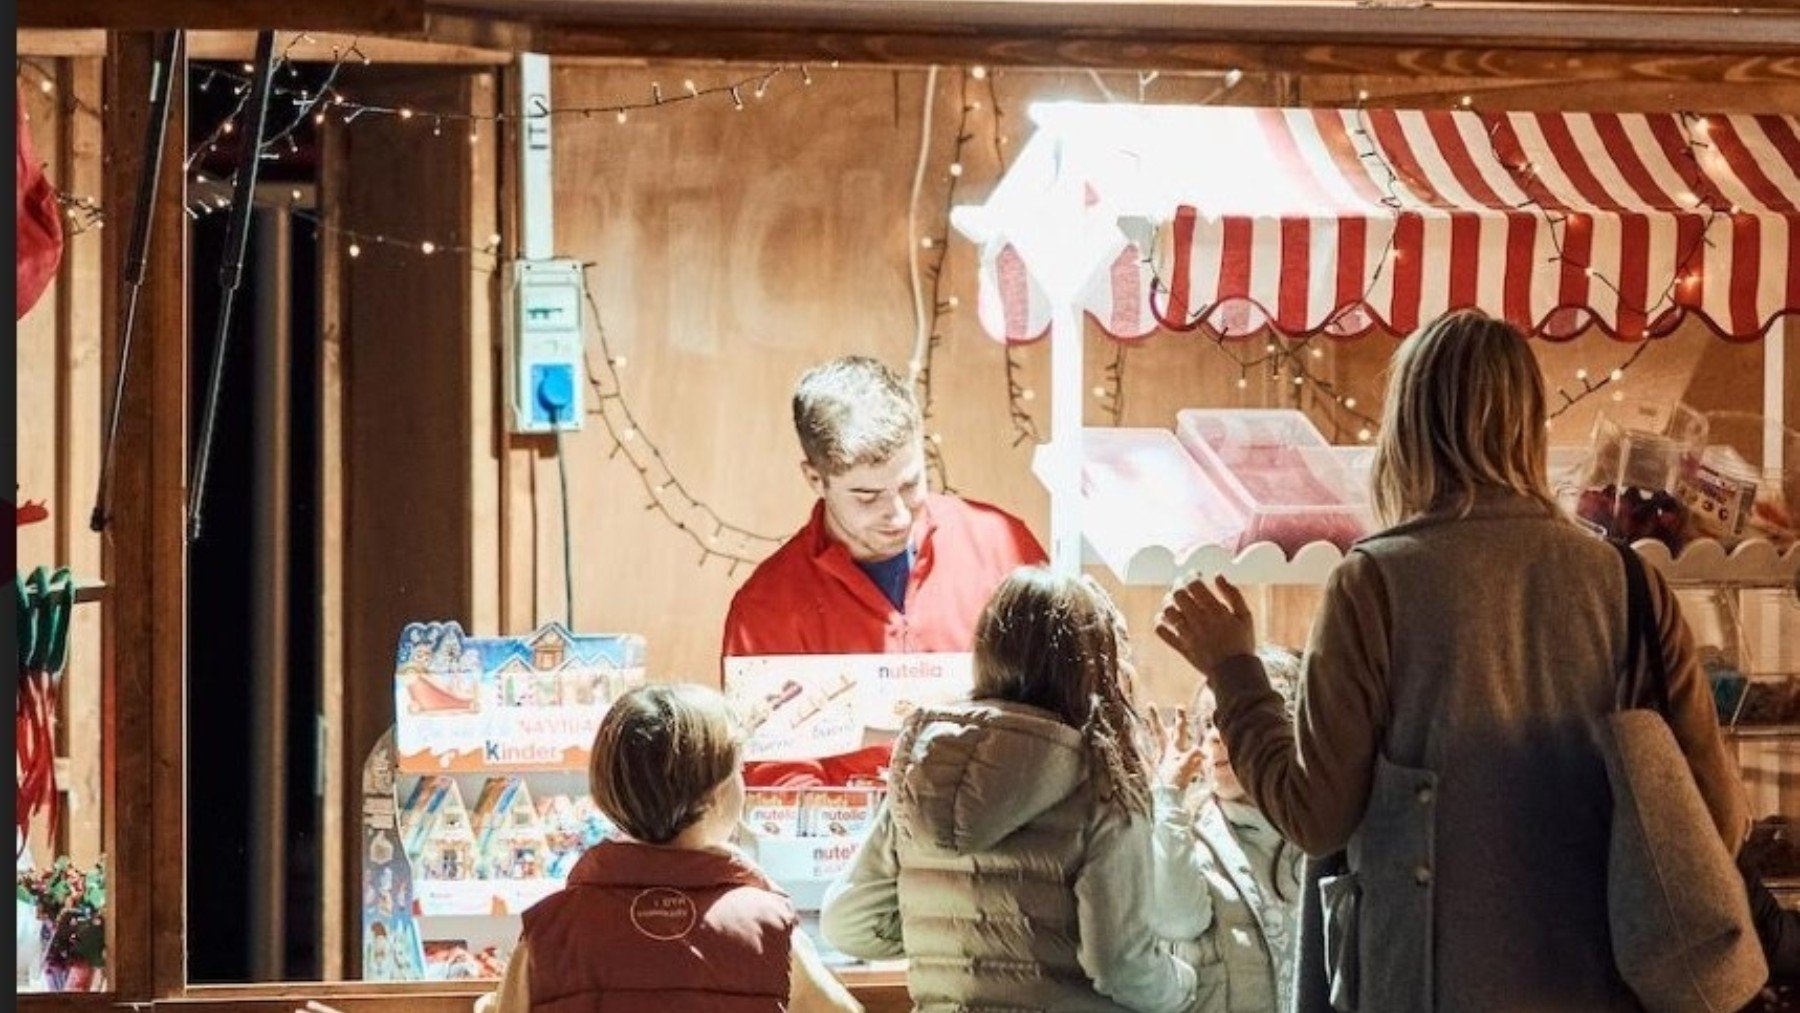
(1155, 309), (1749, 1010)
(822, 566), (1197, 1012)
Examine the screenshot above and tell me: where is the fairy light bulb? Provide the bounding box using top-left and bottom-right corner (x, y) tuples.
(1576, 368), (1589, 381)
(1609, 368), (1624, 382)
(613, 356), (628, 370)
(970, 66), (989, 80)
(616, 110), (629, 124)
(948, 163), (964, 177)
(1236, 377), (1249, 390)
(683, 79), (699, 96)
(1343, 397), (1357, 409)
(348, 242), (362, 258)
(420, 241), (436, 255)
(399, 108), (415, 120)
(1092, 386), (1108, 399)
(1357, 427), (1373, 442)
(39, 79), (53, 94)
(621, 427), (637, 441)
(1021, 389), (1036, 401)
(920, 237), (935, 250)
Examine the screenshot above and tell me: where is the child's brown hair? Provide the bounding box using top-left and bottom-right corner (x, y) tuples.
(589, 684), (742, 845)
(972, 567), (1151, 818)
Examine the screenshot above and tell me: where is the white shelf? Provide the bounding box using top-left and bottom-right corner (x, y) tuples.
(1038, 441), (1800, 588)
(413, 877), (564, 917)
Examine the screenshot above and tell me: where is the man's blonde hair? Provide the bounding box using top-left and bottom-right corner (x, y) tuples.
(792, 356), (921, 477)
(589, 684), (741, 845)
(1370, 309), (1557, 527)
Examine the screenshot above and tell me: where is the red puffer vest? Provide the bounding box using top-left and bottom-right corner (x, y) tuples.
(522, 841), (796, 1012)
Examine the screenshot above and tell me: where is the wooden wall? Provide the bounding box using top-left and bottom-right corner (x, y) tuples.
(16, 57), (107, 869)
(445, 63), (1799, 710)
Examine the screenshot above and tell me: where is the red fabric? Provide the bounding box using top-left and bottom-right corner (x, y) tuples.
(721, 493), (1046, 659)
(15, 501), (49, 526)
(522, 841), (794, 1012)
(16, 86), (63, 321)
(743, 743), (891, 789)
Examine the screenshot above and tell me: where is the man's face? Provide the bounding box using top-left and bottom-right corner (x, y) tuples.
(805, 441), (928, 562)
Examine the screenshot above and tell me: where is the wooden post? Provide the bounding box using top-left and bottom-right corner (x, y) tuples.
(101, 29), (188, 1001)
(56, 57), (107, 872)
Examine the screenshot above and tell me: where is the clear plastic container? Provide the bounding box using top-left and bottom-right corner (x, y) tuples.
(1576, 400), (1708, 549)
(1174, 409), (1371, 553)
(1079, 428), (1246, 573)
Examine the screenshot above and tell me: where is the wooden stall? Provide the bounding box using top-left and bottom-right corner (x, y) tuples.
(12, 0), (1800, 1008)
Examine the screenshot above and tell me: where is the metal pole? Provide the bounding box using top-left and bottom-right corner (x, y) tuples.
(247, 206), (291, 980)
(1049, 298), (1085, 576)
(189, 30), (279, 541)
(91, 29), (183, 533)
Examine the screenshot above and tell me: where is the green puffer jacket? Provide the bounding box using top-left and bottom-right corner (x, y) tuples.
(821, 700), (1198, 1013)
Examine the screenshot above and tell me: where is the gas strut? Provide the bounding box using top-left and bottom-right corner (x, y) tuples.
(188, 30), (278, 542)
(89, 30), (184, 533)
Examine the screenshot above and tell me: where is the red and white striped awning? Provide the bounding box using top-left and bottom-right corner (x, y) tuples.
(952, 104), (1800, 343)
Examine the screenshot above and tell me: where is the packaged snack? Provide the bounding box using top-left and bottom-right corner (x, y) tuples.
(403, 777), (477, 881)
(745, 789), (805, 837)
(801, 789), (880, 838)
(1677, 447), (1760, 544)
(471, 777), (548, 880)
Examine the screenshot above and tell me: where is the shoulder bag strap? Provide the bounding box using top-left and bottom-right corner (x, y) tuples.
(1610, 539), (1670, 714)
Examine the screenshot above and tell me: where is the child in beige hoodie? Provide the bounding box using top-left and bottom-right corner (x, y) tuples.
(1150, 647), (1305, 1013)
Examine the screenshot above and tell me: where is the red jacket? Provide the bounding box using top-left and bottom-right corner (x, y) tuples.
(521, 842), (795, 1012)
(721, 493), (1046, 659)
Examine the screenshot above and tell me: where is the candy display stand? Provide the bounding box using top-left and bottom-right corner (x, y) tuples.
(360, 621), (645, 981)
(725, 653), (970, 965)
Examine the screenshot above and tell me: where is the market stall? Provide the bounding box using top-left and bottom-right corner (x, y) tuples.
(952, 102), (1799, 584)
(11, 2), (1800, 1010)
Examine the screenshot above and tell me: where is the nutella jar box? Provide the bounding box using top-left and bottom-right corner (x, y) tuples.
(745, 789), (805, 838)
(801, 788), (882, 839)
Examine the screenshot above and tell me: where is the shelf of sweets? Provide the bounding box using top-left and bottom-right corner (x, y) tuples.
(1039, 429), (1800, 588)
(412, 876), (567, 918)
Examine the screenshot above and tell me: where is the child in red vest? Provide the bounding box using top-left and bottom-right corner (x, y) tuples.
(485, 684), (861, 1012)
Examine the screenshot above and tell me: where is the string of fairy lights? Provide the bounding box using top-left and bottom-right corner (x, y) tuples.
(577, 267), (784, 574)
(20, 52), (1750, 577)
(909, 66), (986, 496)
(1144, 91), (1728, 442)
(20, 47), (809, 575)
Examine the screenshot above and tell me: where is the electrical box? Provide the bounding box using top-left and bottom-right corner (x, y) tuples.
(508, 259), (586, 434)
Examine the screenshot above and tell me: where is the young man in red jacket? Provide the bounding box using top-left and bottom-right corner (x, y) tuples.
(722, 356), (1046, 661)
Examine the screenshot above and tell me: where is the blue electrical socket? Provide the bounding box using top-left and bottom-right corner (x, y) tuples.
(531, 363), (577, 427)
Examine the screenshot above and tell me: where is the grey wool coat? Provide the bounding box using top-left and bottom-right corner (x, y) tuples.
(1211, 492), (1749, 1013)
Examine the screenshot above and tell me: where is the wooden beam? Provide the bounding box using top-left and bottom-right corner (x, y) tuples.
(18, 28), (511, 62)
(57, 56), (108, 873)
(101, 29), (188, 1002)
(422, 9), (1800, 83)
(317, 100), (350, 986)
(419, 0), (1800, 50)
(21, 0), (424, 32)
